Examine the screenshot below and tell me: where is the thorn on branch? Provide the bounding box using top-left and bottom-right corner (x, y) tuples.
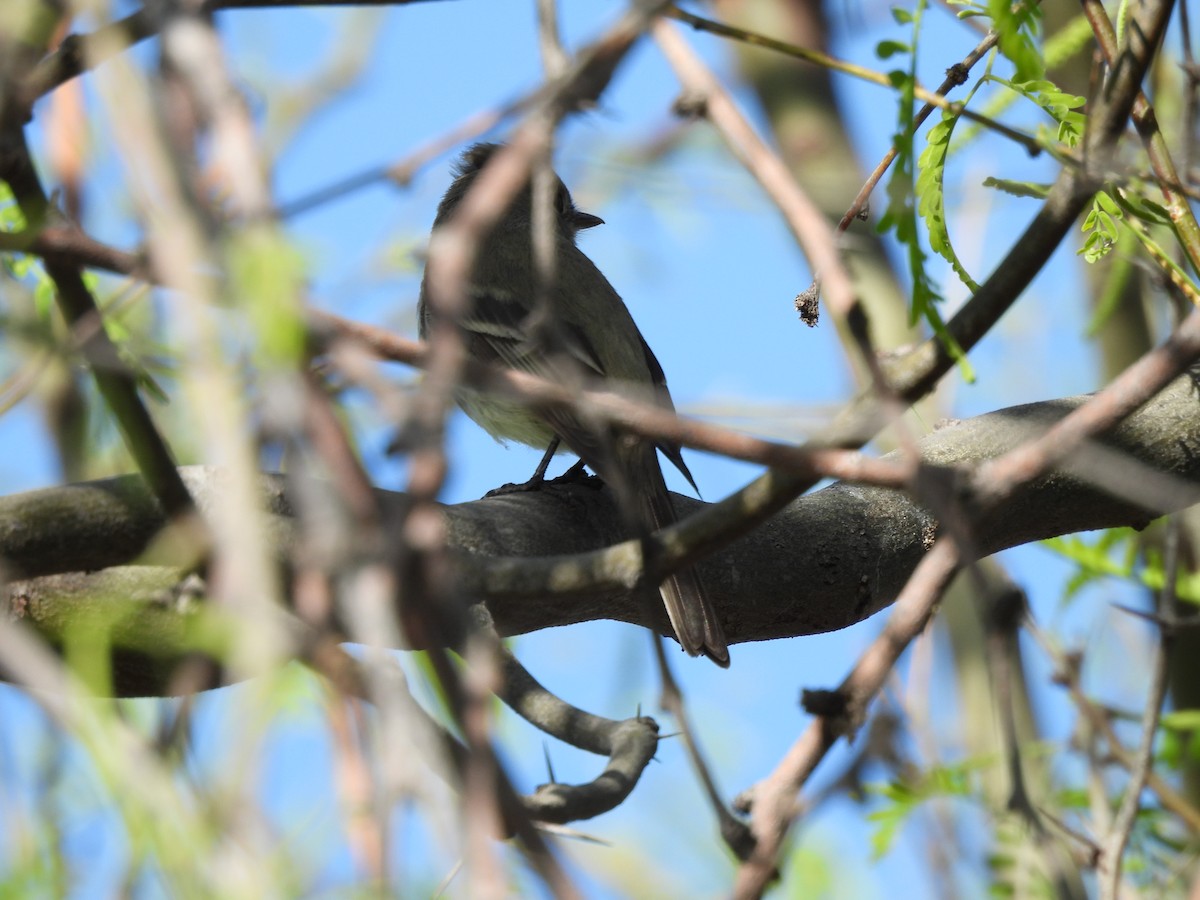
(524, 717), (661, 824)
(984, 583), (1029, 635)
(671, 89), (708, 119)
(799, 688), (847, 718)
(1050, 650), (1084, 688)
(944, 62), (969, 87)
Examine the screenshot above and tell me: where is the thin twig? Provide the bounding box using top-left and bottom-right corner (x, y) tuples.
(836, 15), (1015, 232)
(667, 2), (1056, 232)
(651, 19), (853, 322)
(316, 310), (913, 486)
(1027, 621), (1200, 833)
(17, 9), (157, 108)
(733, 0), (1181, 877)
(1100, 518), (1179, 899)
(733, 310), (1200, 892)
(735, 537), (963, 897)
(278, 95), (528, 220)
(652, 635), (755, 860)
(974, 305), (1200, 504)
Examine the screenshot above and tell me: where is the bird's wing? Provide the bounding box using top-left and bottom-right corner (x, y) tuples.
(463, 286), (604, 377)
(636, 333), (699, 494)
(462, 285), (614, 469)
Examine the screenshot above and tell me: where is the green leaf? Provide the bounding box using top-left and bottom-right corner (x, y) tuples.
(955, 9), (988, 21)
(876, 0), (974, 380)
(876, 39), (910, 59)
(1119, 192), (1174, 227)
(1095, 190), (1122, 217)
(1044, 14), (1101, 71)
(33, 274), (55, 320)
(227, 227), (309, 370)
(1041, 525), (1200, 606)
(0, 180), (24, 232)
(988, 77), (1085, 147)
(987, 0), (1044, 81)
(1103, 189), (1200, 305)
(1053, 787), (1091, 810)
(6, 250), (36, 279)
(1161, 711), (1200, 732)
(917, 92), (983, 293)
(1078, 191), (1123, 263)
(981, 177), (1052, 199)
(866, 759), (983, 858)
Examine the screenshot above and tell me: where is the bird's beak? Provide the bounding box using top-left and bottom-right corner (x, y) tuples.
(572, 211), (605, 230)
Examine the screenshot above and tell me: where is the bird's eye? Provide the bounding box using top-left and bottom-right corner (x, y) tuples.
(555, 187), (572, 217)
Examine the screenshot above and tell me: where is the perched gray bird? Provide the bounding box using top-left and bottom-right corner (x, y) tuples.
(418, 143), (729, 666)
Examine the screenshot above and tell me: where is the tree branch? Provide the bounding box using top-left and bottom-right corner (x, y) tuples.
(4, 374), (1199, 696)
(501, 637), (661, 824)
(0, 121), (195, 521)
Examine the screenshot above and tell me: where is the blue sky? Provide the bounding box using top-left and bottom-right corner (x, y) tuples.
(0, 2), (1170, 897)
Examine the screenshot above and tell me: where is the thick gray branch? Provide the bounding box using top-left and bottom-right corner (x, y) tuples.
(3, 376), (1199, 662)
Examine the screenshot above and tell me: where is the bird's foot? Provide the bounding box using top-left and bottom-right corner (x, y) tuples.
(547, 459), (603, 489)
(484, 476), (549, 498)
(483, 459), (601, 498)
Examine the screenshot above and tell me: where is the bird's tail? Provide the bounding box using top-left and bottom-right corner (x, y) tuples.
(633, 447), (730, 667)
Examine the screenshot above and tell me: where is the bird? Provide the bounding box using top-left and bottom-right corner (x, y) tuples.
(418, 143), (728, 667)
